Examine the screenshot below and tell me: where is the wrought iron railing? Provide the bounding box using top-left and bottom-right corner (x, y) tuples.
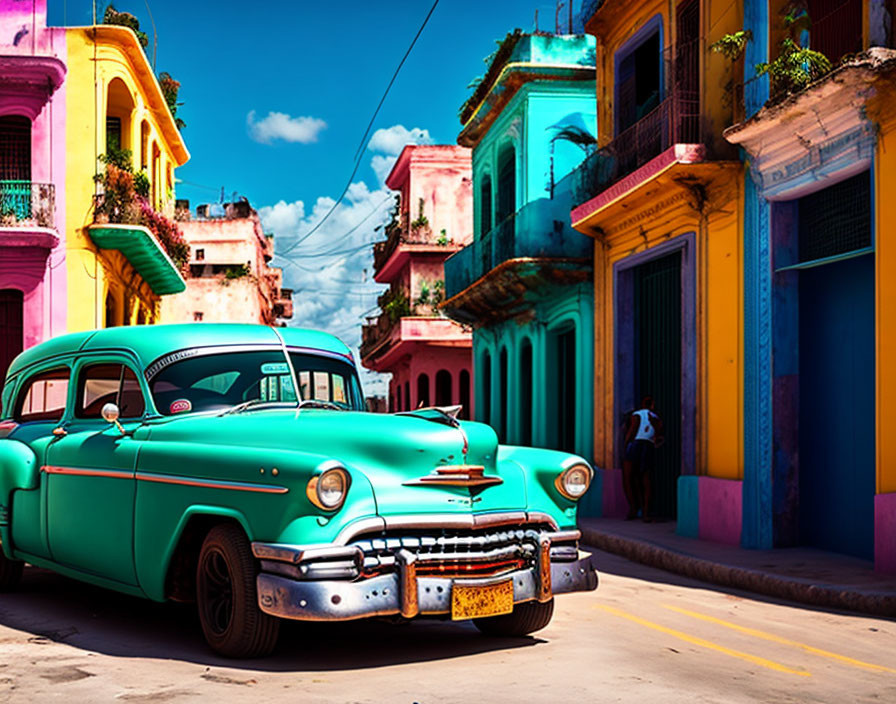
(572, 90), (701, 208)
(572, 39), (705, 208)
(372, 214), (441, 273)
(361, 314), (397, 358)
(0, 181), (55, 228)
(444, 196), (592, 297)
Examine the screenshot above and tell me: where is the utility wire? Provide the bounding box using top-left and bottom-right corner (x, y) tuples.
(275, 0), (439, 258)
(274, 194), (393, 260)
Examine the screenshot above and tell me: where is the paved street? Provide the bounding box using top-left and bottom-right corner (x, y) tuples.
(0, 551), (893, 703)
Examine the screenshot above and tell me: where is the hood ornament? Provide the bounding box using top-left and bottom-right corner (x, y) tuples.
(403, 465), (503, 489)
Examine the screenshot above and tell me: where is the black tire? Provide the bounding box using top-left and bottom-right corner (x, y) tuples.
(196, 524), (280, 658)
(0, 550), (23, 592)
(473, 598), (554, 637)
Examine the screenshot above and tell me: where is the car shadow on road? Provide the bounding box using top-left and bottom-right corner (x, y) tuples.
(0, 567), (546, 671)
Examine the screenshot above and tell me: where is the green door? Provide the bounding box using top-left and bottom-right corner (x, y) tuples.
(44, 360), (146, 586)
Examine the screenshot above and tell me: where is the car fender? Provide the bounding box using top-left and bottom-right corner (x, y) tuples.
(0, 440), (40, 559)
(140, 504), (254, 602)
(497, 445), (592, 529)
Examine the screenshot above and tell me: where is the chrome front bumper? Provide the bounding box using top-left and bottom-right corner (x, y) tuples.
(252, 535), (598, 622)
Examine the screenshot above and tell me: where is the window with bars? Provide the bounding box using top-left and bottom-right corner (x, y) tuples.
(0, 116), (31, 181)
(798, 171), (871, 264)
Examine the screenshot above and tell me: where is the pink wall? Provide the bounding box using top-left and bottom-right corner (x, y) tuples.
(698, 477), (742, 546)
(0, 0), (67, 350)
(599, 467), (628, 518)
(875, 493), (896, 573)
(388, 344), (472, 417)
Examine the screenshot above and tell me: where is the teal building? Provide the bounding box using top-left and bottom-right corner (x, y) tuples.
(443, 32), (597, 489)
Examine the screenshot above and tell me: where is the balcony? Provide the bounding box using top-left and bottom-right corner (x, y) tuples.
(0, 181), (56, 229)
(372, 217), (461, 282)
(274, 288), (293, 319)
(445, 196), (592, 296)
(572, 91), (701, 211)
(361, 313), (471, 371)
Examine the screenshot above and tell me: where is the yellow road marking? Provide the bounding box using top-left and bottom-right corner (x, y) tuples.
(664, 604), (896, 675)
(595, 604), (810, 677)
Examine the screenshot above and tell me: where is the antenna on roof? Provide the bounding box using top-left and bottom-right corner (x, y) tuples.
(219, 187), (225, 203)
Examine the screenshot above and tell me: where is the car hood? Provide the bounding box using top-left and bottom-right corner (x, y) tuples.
(145, 409), (528, 515)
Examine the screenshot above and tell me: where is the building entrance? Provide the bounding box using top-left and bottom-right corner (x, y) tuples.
(633, 252), (682, 519)
(798, 254), (875, 559)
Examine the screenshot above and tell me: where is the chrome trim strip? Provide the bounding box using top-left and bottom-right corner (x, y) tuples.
(145, 344), (355, 381)
(135, 471), (288, 494)
(41, 465), (133, 480)
(252, 543), (361, 564)
(525, 511), (561, 529)
(330, 512), (558, 546)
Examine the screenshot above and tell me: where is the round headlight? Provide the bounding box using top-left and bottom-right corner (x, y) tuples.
(306, 467), (350, 511)
(555, 463), (593, 501)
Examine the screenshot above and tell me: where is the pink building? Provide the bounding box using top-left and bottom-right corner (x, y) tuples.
(0, 0), (66, 390)
(361, 145), (474, 416)
(159, 199), (292, 325)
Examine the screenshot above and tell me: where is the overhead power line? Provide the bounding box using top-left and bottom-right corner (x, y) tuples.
(275, 0), (440, 259)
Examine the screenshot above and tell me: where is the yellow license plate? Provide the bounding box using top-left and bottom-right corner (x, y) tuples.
(451, 580), (514, 620)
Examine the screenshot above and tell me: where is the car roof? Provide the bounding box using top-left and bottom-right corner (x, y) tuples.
(6, 324), (354, 379)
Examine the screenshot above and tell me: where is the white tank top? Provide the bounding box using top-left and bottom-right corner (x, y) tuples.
(633, 409), (656, 442)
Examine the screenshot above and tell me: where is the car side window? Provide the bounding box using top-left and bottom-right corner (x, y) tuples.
(14, 368), (71, 423)
(77, 363), (146, 419)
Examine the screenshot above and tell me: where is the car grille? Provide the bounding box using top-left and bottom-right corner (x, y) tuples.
(350, 525), (573, 580)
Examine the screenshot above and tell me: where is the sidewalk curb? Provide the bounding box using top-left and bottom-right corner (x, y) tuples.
(580, 525), (896, 618)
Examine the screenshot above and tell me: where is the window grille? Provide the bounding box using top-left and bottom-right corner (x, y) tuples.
(798, 171), (871, 264)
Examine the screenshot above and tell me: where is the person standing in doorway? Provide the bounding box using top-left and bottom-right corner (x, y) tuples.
(624, 396), (664, 522)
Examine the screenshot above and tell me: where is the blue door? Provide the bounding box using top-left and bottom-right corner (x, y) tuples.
(798, 254), (875, 559)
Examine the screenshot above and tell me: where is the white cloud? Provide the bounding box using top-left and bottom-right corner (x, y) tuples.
(368, 125), (433, 156)
(259, 186), (395, 397)
(259, 124), (436, 399)
(247, 110), (327, 144)
(371, 155), (398, 186)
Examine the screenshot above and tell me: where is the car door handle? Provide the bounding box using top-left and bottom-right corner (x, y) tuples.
(52, 427), (67, 438)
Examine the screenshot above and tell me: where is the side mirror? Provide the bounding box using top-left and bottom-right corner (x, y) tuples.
(101, 403), (126, 435)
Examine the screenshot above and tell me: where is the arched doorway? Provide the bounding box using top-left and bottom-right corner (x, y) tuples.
(416, 373), (430, 408)
(520, 339), (533, 446)
(459, 369), (471, 420)
(435, 369), (452, 406)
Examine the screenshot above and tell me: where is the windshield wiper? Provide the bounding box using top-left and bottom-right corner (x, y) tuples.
(297, 399), (345, 411)
(219, 399), (290, 416)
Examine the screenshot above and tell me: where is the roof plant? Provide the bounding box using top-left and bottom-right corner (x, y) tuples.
(710, 1), (832, 102)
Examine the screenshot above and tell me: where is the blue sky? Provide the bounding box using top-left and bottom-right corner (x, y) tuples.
(49, 0), (587, 394)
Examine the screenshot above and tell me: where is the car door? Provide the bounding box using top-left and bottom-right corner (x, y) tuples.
(44, 357), (146, 586)
(7, 363), (73, 560)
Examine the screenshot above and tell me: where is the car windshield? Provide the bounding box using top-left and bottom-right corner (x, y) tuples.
(147, 348), (363, 415)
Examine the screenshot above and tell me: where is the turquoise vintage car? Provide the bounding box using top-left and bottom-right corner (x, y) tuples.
(0, 324), (597, 657)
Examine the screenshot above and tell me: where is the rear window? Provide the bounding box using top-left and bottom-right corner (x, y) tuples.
(76, 363), (146, 419)
(15, 368), (70, 423)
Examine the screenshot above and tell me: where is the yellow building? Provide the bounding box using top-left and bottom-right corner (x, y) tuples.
(571, 0), (744, 540)
(65, 25), (189, 330)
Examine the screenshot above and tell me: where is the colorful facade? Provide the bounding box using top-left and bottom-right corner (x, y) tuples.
(0, 1), (190, 390)
(725, 0), (896, 568)
(64, 22), (189, 330)
(361, 145), (474, 416)
(0, 0), (67, 389)
(572, 0), (745, 527)
(159, 199), (292, 326)
(443, 32), (596, 460)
